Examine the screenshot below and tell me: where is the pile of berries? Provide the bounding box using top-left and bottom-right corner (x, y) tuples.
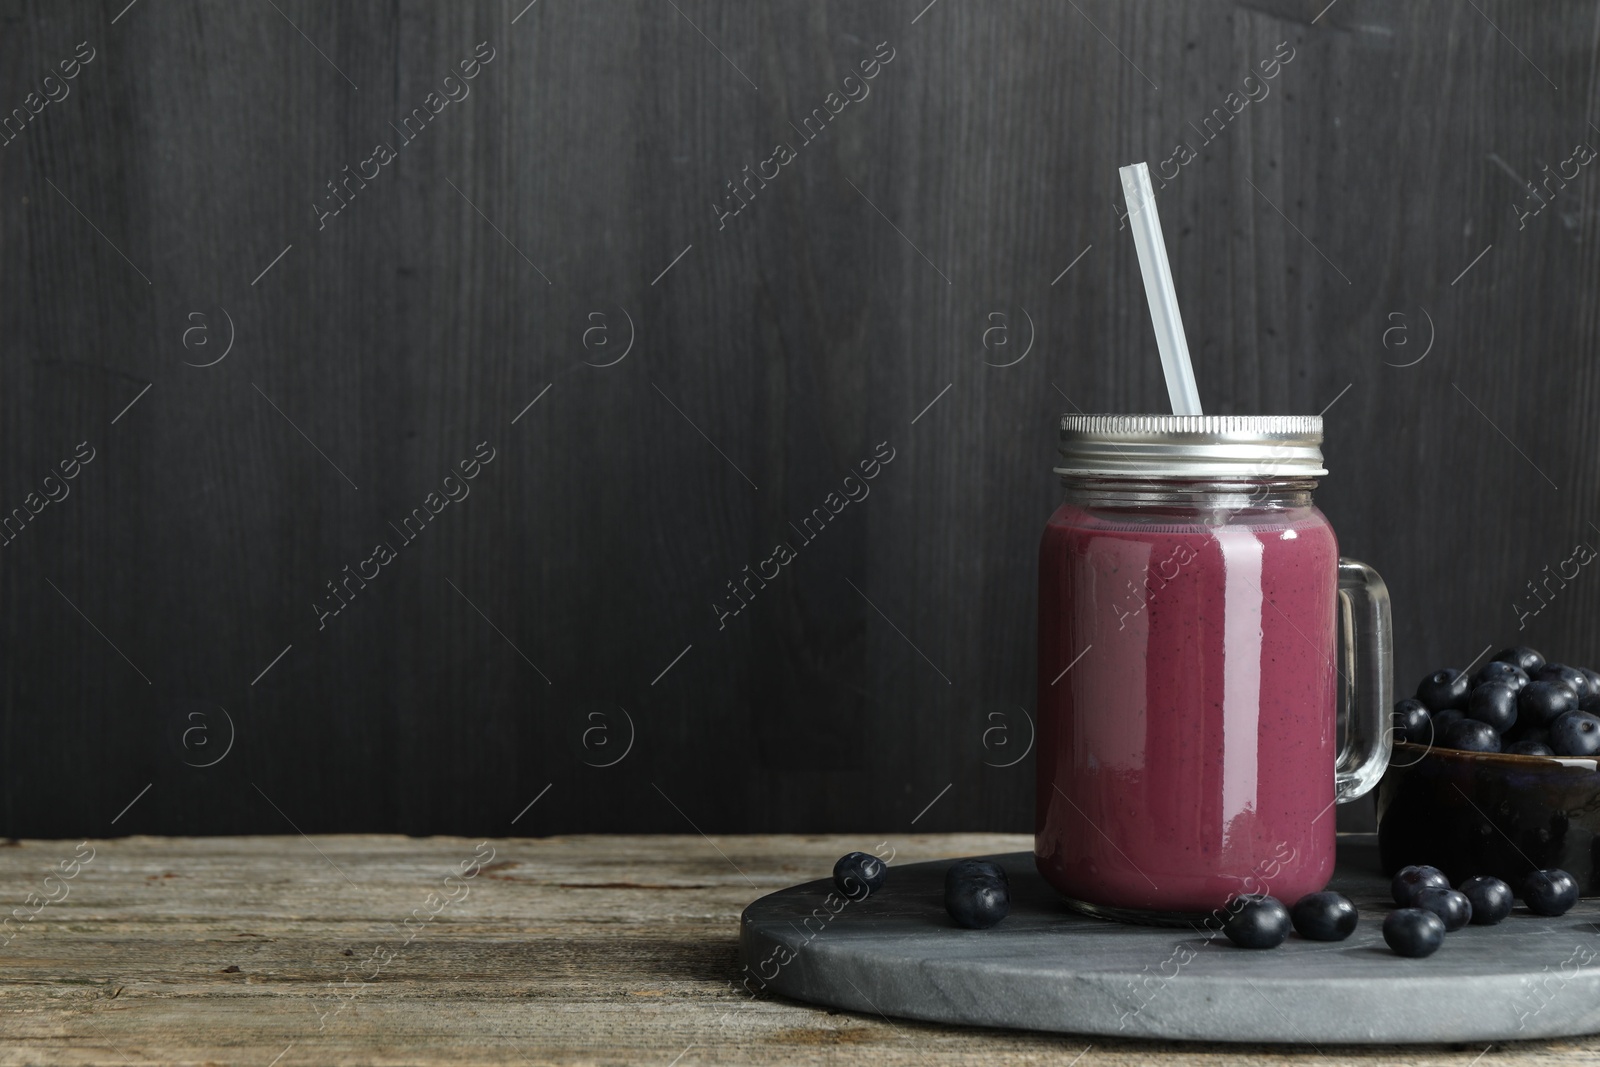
(1224, 866), (1577, 958)
(1394, 646), (1600, 756)
(831, 851), (1580, 957)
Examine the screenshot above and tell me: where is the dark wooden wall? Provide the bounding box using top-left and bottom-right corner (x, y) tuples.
(2, 0), (1597, 837)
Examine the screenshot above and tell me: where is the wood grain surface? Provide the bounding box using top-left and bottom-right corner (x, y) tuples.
(2, 1), (1600, 837)
(3, 832), (1596, 1065)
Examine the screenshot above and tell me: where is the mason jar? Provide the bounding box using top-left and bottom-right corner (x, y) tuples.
(1036, 414), (1392, 924)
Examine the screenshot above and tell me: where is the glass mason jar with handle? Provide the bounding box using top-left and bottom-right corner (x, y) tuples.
(1036, 415), (1392, 924)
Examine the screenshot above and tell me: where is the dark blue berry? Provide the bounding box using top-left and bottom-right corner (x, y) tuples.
(1392, 865), (1450, 906)
(1413, 886), (1472, 931)
(1440, 718), (1501, 753)
(1432, 709), (1466, 733)
(1519, 681), (1579, 727)
(1474, 660), (1529, 691)
(1223, 895), (1291, 949)
(1521, 869), (1579, 916)
(1537, 665), (1589, 700)
(944, 860), (1008, 928)
(1506, 739), (1555, 756)
(1493, 646), (1547, 674)
(1581, 669), (1600, 712)
(833, 852), (887, 898)
(1417, 668), (1470, 711)
(1383, 908), (1446, 957)
(1392, 699), (1432, 745)
(1459, 876), (1514, 925)
(1289, 891), (1358, 941)
(1549, 711), (1600, 757)
(1466, 683), (1518, 733)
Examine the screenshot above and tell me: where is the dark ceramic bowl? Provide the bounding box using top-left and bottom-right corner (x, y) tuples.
(1377, 741), (1600, 894)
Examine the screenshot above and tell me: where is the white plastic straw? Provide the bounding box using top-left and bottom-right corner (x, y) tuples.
(1119, 162), (1202, 416)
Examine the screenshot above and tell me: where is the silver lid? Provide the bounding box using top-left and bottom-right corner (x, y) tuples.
(1055, 414), (1327, 479)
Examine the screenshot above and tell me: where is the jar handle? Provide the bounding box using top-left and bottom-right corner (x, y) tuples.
(1335, 558), (1393, 802)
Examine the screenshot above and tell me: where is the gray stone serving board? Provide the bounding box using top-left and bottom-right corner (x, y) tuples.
(739, 839), (1600, 1043)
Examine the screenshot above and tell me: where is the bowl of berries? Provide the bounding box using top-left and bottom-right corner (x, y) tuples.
(1377, 645), (1600, 894)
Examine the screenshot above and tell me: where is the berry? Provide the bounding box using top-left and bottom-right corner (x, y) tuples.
(1432, 709), (1466, 732)
(1440, 718), (1501, 753)
(1392, 864), (1450, 906)
(1466, 683), (1519, 733)
(1383, 908), (1446, 957)
(1459, 876), (1514, 925)
(1416, 668), (1470, 712)
(833, 852), (887, 898)
(1518, 681), (1579, 727)
(944, 859), (1009, 929)
(1521, 869), (1579, 916)
(1289, 891), (1358, 941)
(1392, 699), (1432, 745)
(1493, 646), (1547, 675)
(1506, 739), (1555, 756)
(1222, 895), (1291, 949)
(1549, 711), (1600, 757)
(1536, 665), (1590, 700)
(1474, 660), (1529, 691)
(1413, 886), (1472, 931)
(1580, 669), (1600, 709)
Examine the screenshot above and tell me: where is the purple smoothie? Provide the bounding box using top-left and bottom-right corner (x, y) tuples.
(1036, 499), (1340, 915)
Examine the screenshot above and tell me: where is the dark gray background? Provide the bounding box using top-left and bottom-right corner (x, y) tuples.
(2, 0), (1595, 837)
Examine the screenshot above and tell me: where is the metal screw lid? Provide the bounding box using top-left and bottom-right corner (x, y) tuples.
(1054, 414), (1328, 479)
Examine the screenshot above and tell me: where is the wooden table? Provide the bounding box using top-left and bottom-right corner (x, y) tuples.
(0, 833), (1593, 1065)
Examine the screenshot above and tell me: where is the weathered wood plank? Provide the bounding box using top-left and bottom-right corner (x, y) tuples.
(0, 834), (1594, 1064)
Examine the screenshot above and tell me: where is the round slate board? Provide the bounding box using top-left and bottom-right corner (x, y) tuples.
(739, 839), (1600, 1043)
